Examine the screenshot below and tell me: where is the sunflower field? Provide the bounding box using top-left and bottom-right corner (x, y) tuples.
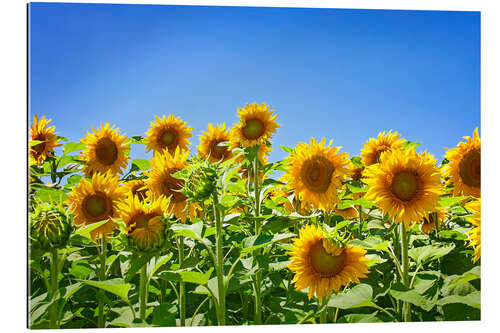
(28, 103), (481, 328)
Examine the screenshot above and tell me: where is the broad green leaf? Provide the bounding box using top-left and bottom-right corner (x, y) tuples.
(131, 159), (150, 171)
(348, 236), (389, 253)
(437, 229), (467, 240)
(79, 278), (132, 302)
(36, 188), (67, 203)
(338, 313), (384, 323)
(151, 303), (177, 327)
(327, 284), (375, 309)
(438, 196), (467, 208)
(347, 184), (369, 193)
(280, 146), (293, 153)
(147, 253), (173, 282)
(389, 283), (436, 311)
(170, 222), (204, 241)
(437, 291), (480, 309)
(158, 268), (214, 285)
(73, 220), (110, 240)
(63, 142), (86, 155)
(401, 141), (421, 149)
(240, 233), (295, 253)
(408, 243), (455, 266)
(446, 266), (481, 290)
(121, 252), (154, 282)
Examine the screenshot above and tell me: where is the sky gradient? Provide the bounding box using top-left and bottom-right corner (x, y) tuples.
(28, 2), (480, 165)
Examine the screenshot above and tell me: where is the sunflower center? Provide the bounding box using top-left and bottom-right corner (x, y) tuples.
(390, 171), (419, 202)
(83, 192), (111, 220)
(243, 119), (265, 140)
(309, 241), (346, 277)
(161, 170), (187, 203)
(160, 130), (178, 148)
(95, 138), (118, 166)
(300, 155), (335, 193)
(459, 149), (480, 188)
(132, 213), (157, 229)
(31, 138), (47, 154)
(132, 185), (148, 202)
(210, 140), (228, 159)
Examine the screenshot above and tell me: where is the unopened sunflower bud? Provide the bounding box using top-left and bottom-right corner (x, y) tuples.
(184, 162), (218, 202)
(30, 203), (72, 250)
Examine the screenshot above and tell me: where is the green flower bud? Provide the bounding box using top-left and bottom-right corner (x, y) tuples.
(30, 202), (73, 250)
(184, 161), (218, 202)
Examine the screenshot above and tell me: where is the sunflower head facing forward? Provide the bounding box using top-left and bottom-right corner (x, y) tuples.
(229, 103), (279, 148)
(67, 171), (127, 242)
(283, 137), (349, 211)
(288, 224), (370, 300)
(144, 114), (193, 155)
(30, 115), (62, 166)
(119, 194), (170, 253)
(81, 122), (130, 177)
(364, 148), (442, 227)
(361, 130), (405, 167)
(197, 123), (233, 163)
(443, 128), (481, 198)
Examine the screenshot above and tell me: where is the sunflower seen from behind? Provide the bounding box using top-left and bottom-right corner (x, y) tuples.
(229, 102), (279, 148)
(197, 123), (233, 163)
(465, 199), (481, 263)
(361, 130), (404, 167)
(67, 171), (126, 242)
(118, 194), (170, 253)
(81, 122), (130, 177)
(443, 128), (481, 198)
(283, 137), (349, 212)
(364, 148), (442, 227)
(288, 224), (370, 300)
(144, 114), (193, 155)
(30, 115), (62, 166)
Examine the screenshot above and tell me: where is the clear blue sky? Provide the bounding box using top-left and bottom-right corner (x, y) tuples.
(29, 3), (480, 165)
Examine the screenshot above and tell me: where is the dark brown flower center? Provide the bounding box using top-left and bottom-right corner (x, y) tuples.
(95, 138), (118, 166)
(390, 171), (419, 202)
(210, 140), (229, 160)
(82, 192), (112, 221)
(300, 155), (334, 193)
(459, 149), (480, 188)
(309, 241), (346, 277)
(243, 119), (265, 140)
(161, 169), (186, 203)
(132, 184), (148, 202)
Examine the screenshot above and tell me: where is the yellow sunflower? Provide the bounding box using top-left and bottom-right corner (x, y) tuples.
(118, 194), (169, 252)
(364, 148), (442, 227)
(229, 102), (279, 147)
(419, 210), (446, 234)
(361, 130), (405, 166)
(145, 147), (197, 222)
(283, 137), (349, 211)
(30, 115), (62, 166)
(347, 160), (364, 182)
(81, 122), (130, 177)
(144, 114), (193, 155)
(335, 205), (358, 220)
(67, 171), (127, 242)
(443, 128), (481, 198)
(123, 179), (149, 202)
(197, 123), (233, 163)
(465, 199), (481, 263)
(288, 224), (370, 300)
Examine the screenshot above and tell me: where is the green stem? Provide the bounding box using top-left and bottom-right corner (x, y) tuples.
(178, 236), (186, 326)
(400, 222), (411, 322)
(139, 263), (148, 321)
(49, 248), (59, 329)
(212, 192), (226, 325)
(252, 158), (263, 325)
(160, 279), (167, 304)
(97, 236), (107, 328)
(319, 297), (328, 324)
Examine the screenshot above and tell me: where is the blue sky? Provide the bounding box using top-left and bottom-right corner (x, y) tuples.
(28, 3), (480, 165)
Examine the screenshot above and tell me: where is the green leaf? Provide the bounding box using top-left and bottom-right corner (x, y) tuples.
(446, 266), (481, 290)
(30, 139), (44, 146)
(348, 236), (389, 253)
(338, 313), (384, 323)
(240, 233), (295, 253)
(408, 243), (455, 266)
(158, 268), (214, 285)
(280, 146), (293, 153)
(63, 142), (86, 155)
(350, 156), (363, 167)
(401, 141), (421, 149)
(36, 188), (67, 203)
(327, 284), (375, 309)
(73, 220), (110, 240)
(121, 252), (154, 282)
(151, 303), (177, 327)
(347, 184), (368, 193)
(170, 222), (205, 242)
(438, 196), (467, 208)
(437, 291), (480, 309)
(79, 278), (132, 302)
(131, 159), (150, 171)
(147, 254), (173, 282)
(389, 283), (436, 311)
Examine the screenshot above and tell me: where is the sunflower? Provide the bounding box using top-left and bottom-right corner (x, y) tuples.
(118, 194), (169, 252)
(197, 123), (233, 163)
(67, 171), (126, 242)
(347, 160), (364, 182)
(81, 122), (130, 177)
(30, 115), (62, 166)
(283, 137), (349, 211)
(123, 179), (149, 202)
(443, 128), (481, 198)
(360, 130), (404, 166)
(335, 205), (358, 220)
(145, 147), (197, 222)
(288, 224), (370, 300)
(229, 102), (279, 147)
(144, 114), (193, 155)
(465, 199), (481, 263)
(364, 148), (442, 227)
(419, 210), (446, 234)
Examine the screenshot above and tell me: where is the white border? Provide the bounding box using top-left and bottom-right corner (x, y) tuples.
(1, 0), (499, 332)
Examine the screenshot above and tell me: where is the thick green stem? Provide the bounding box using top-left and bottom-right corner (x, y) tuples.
(252, 158), (263, 325)
(97, 236), (107, 328)
(400, 222), (411, 322)
(178, 236), (186, 326)
(319, 297), (328, 324)
(160, 279), (167, 304)
(212, 192), (226, 325)
(49, 248), (59, 329)
(139, 263), (148, 321)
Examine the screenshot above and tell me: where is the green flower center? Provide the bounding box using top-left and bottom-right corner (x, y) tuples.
(310, 241), (346, 277)
(243, 119), (265, 140)
(84, 193), (110, 219)
(96, 138), (118, 166)
(390, 171), (419, 202)
(160, 130), (177, 147)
